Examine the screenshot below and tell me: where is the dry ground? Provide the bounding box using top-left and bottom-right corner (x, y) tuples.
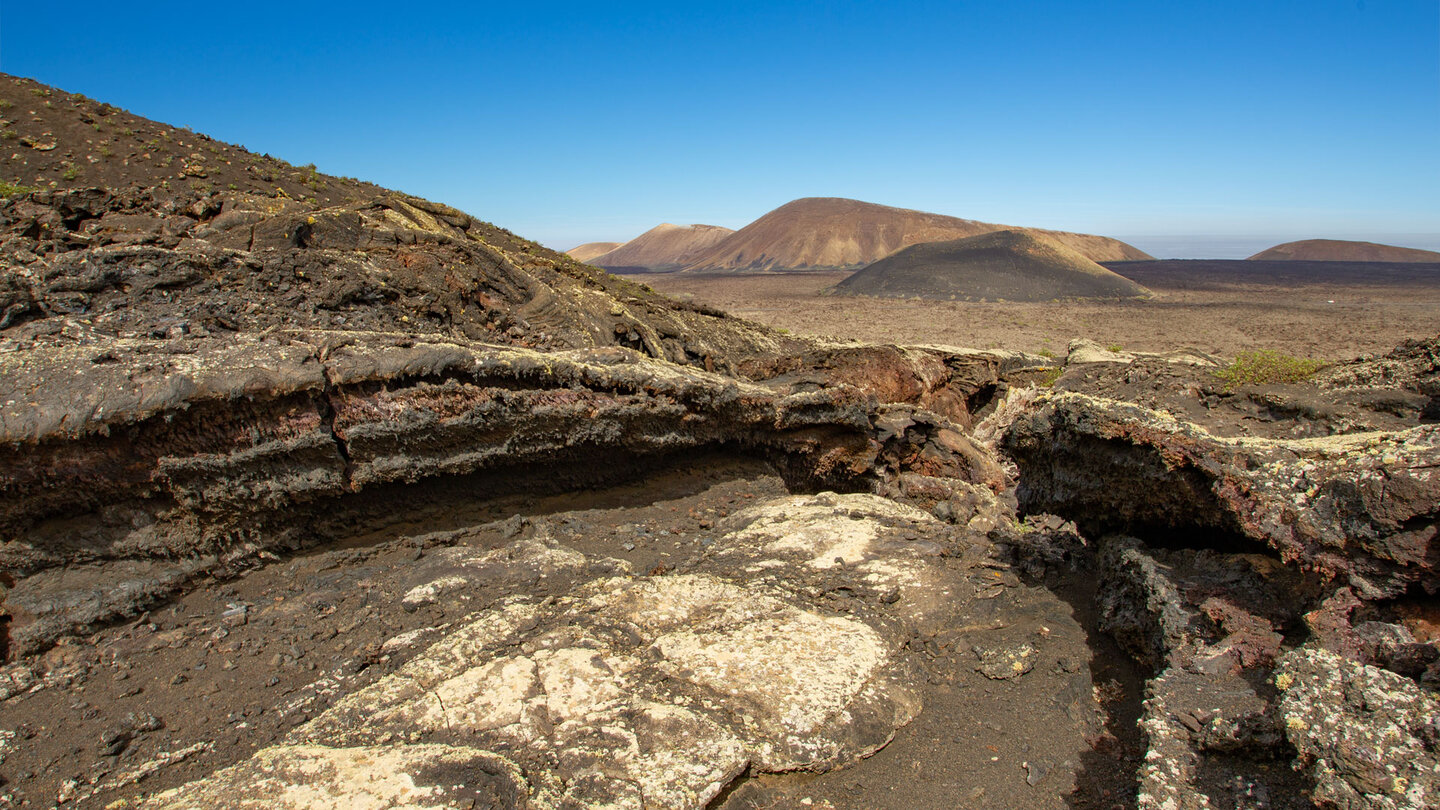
(626, 262), (1440, 361)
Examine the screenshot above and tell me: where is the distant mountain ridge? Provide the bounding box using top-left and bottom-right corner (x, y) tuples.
(566, 242), (624, 263)
(602, 198), (1151, 273)
(831, 229), (1152, 302)
(1248, 239), (1440, 263)
(587, 223), (734, 271)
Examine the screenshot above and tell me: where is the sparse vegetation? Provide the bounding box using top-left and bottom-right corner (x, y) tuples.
(98, 144), (113, 157)
(1106, 343), (1124, 353)
(60, 163), (80, 180)
(0, 180), (38, 196)
(1037, 366), (1065, 387)
(1214, 350), (1326, 389)
(0, 99), (13, 110)
(1, 130), (16, 141)
(1037, 348), (1055, 358)
(29, 88), (49, 98)
(298, 163), (326, 190)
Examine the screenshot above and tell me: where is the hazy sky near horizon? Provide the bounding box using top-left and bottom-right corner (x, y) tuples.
(2, 1), (1437, 256)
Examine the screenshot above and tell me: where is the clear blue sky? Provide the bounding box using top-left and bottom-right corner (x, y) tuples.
(3, 1), (1437, 257)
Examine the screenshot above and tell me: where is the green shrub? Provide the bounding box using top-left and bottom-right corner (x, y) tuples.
(0, 180), (37, 196)
(1214, 350), (1325, 388)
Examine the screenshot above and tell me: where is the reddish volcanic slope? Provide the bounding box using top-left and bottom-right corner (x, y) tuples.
(678, 197), (1152, 272)
(588, 223), (735, 271)
(1248, 239), (1440, 262)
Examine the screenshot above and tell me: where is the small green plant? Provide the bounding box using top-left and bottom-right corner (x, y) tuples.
(1038, 366), (1065, 387)
(227, 183), (238, 190)
(0, 99), (12, 110)
(60, 163), (80, 180)
(0, 180), (37, 196)
(298, 163), (326, 190)
(1, 130), (16, 141)
(1037, 347), (1055, 359)
(29, 88), (49, 98)
(1214, 350), (1326, 389)
(1106, 343), (1124, 353)
(97, 144), (112, 157)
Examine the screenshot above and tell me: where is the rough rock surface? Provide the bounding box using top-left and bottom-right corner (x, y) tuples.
(140, 494), (991, 808)
(3, 331), (1020, 656)
(1276, 647), (1440, 809)
(1005, 391), (1440, 598)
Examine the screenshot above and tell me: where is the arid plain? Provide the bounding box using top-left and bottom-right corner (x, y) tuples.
(629, 261), (1440, 360)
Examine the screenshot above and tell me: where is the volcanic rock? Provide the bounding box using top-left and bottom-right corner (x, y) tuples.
(1004, 391), (1440, 599)
(146, 494), (993, 808)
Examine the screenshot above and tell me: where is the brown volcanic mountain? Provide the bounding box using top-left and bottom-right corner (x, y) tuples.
(590, 223), (734, 271)
(679, 197), (1152, 272)
(566, 241), (624, 262)
(830, 229), (1151, 301)
(1248, 239), (1440, 262)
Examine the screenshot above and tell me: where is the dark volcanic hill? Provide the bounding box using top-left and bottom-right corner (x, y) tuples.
(0, 73), (798, 366)
(588, 223), (734, 271)
(831, 229), (1152, 301)
(678, 197), (1152, 272)
(1248, 239), (1440, 262)
(565, 241), (624, 262)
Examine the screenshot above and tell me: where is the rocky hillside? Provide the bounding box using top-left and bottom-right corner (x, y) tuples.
(1249, 238), (1440, 262)
(564, 241), (623, 263)
(677, 197), (1153, 272)
(586, 222), (734, 271)
(830, 229), (1152, 301)
(0, 74), (813, 371)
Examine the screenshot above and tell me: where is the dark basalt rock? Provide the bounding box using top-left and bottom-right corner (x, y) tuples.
(1003, 392), (1440, 599)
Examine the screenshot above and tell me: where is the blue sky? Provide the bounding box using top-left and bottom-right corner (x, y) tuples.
(2, 1), (1437, 257)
